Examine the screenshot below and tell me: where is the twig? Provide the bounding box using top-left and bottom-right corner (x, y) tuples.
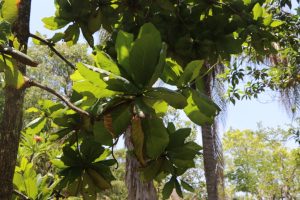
(29, 33), (76, 70)
(13, 189), (30, 200)
(0, 45), (38, 67)
(112, 137), (119, 169)
(25, 77), (90, 117)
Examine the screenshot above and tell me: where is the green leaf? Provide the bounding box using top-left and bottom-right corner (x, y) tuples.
(243, 0), (251, 5)
(168, 142), (201, 160)
(110, 104), (132, 135)
(80, 139), (105, 163)
(162, 178), (175, 199)
(94, 51), (120, 75)
(76, 63), (107, 88)
(161, 58), (183, 85)
(252, 3), (263, 20)
(263, 14), (273, 26)
(141, 159), (163, 181)
(270, 20), (284, 27)
(178, 60), (204, 86)
(42, 16), (69, 30)
(115, 30), (134, 71)
(175, 179), (183, 197)
(181, 180), (195, 192)
(61, 146), (81, 166)
(145, 87), (187, 109)
(131, 117), (146, 165)
(142, 117), (169, 159)
(64, 23), (80, 44)
(1, 0), (19, 23)
(81, 23), (94, 47)
(183, 89), (220, 126)
(1, 57), (25, 89)
(147, 43), (167, 86)
(93, 121), (113, 146)
(129, 23), (162, 87)
(73, 63), (115, 98)
(0, 20), (11, 44)
(25, 117), (47, 135)
(167, 128), (191, 149)
(143, 97), (168, 117)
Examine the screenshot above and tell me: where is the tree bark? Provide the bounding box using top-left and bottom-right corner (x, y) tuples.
(202, 124), (219, 200)
(201, 73), (225, 200)
(0, 1), (31, 199)
(124, 127), (158, 200)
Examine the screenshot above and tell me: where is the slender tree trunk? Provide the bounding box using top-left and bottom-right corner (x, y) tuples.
(201, 73), (225, 200)
(202, 124), (219, 200)
(0, 1), (31, 199)
(124, 127), (158, 200)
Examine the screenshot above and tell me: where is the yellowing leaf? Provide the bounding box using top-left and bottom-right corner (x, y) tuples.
(131, 116), (146, 166)
(270, 20), (284, 27)
(2, 0), (19, 23)
(252, 3), (263, 20)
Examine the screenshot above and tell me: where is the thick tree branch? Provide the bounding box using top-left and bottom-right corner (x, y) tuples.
(0, 45), (38, 67)
(29, 33), (76, 70)
(25, 77), (90, 117)
(13, 189), (30, 200)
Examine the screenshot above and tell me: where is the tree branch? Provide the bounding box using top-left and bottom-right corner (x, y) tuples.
(29, 33), (76, 70)
(25, 77), (90, 117)
(0, 45), (38, 67)
(13, 189), (30, 200)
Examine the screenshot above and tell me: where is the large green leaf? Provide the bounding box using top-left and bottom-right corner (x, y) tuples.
(76, 63), (107, 88)
(115, 30), (134, 71)
(25, 117), (47, 135)
(72, 64), (116, 98)
(141, 159), (163, 181)
(1, 0), (19, 23)
(183, 89), (220, 126)
(168, 142), (201, 160)
(129, 23), (162, 87)
(147, 43), (167, 87)
(93, 121), (113, 146)
(80, 139), (105, 163)
(94, 51), (120, 76)
(145, 87), (187, 109)
(252, 3), (263, 20)
(143, 97), (168, 117)
(162, 178), (175, 199)
(110, 104), (132, 135)
(178, 60), (204, 86)
(142, 117), (169, 159)
(167, 128), (191, 149)
(1, 57), (25, 89)
(61, 146), (82, 166)
(161, 58), (183, 85)
(42, 16), (69, 30)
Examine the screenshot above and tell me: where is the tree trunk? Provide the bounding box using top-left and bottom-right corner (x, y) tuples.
(0, 1), (31, 199)
(201, 73), (225, 200)
(202, 124), (219, 200)
(124, 127), (158, 200)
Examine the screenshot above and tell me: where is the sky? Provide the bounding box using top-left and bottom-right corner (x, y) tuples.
(29, 0), (299, 135)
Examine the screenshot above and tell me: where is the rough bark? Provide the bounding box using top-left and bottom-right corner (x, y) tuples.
(124, 127), (158, 200)
(0, 1), (31, 199)
(201, 73), (225, 200)
(202, 124), (219, 200)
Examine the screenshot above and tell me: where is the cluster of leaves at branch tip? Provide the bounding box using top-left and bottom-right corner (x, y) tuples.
(14, 21), (217, 198)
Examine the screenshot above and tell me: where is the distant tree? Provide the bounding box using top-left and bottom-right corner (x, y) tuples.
(223, 127), (300, 199)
